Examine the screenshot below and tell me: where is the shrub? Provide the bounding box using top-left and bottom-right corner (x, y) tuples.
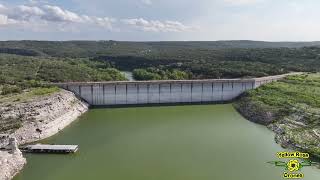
(31, 87), (60, 96)
(24, 80), (43, 88)
(1, 85), (22, 95)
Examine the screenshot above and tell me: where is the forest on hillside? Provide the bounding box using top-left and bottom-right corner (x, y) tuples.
(0, 40), (320, 92)
(0, 55), (126, 95)
(94, 45), (320, 79)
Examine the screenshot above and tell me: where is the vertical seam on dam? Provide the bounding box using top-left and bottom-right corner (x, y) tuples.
(191, 83), (193, 102)
(211, 82), (214, 102)
(221, 83), (224, 101)
(201, 83), (204, 103)
(126, 84), (128, 104)
(147, 84), (149, 103)
(91, 85), (93, 105)
(102, 85), (105, 105)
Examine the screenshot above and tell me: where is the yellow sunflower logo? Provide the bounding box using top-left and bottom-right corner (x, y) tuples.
(287, 160), (301, 172)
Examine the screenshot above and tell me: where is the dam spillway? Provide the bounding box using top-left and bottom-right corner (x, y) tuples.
(52, 74), (288, 106)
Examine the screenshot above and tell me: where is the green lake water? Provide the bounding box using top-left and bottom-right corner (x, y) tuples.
(14, 104), (320, 180)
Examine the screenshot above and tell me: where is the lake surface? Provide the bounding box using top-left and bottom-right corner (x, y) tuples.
(14, 104), (320, 180)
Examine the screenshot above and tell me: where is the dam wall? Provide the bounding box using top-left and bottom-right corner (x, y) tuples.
(52, 74), (289, 106)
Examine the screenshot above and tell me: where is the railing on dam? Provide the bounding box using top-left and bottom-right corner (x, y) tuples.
(51, 74), (293, 106)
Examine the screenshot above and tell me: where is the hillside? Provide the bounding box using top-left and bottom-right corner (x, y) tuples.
(1, 41), (320, 58)
(0, 40), (320, 81)
(0, 54), (126, 95)
(234, 74), (320, 158)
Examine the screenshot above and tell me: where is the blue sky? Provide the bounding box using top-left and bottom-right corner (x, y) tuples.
(0, 0), (319, 41)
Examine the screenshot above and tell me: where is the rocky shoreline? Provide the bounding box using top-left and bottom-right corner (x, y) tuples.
(235, 100), (320, 159)
(0, 149), (26, 180)
(0, 89), (89, 180)
(233, 74), (320, 159)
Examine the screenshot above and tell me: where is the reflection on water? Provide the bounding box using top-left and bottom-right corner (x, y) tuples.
(14, 104), (320, 180)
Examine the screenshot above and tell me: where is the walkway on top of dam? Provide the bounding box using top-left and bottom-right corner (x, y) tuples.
(50, 73), (300, 106)
(51, 73), (293, 86)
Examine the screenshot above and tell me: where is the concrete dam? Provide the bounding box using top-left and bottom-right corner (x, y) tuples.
(53, 74), (290, 106)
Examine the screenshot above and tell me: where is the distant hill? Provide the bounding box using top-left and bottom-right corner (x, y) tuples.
(0, 40), (320, 80)
(1, 40), (320, 57)
(143, 40), (320, 49)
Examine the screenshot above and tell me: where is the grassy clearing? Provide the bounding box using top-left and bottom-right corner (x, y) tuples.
(0, 86), (60, 104)
(249, 74), (320, 107)
(30, 86), (60, 96)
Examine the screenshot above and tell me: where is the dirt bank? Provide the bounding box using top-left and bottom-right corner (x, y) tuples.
(0, 89), (89, 179)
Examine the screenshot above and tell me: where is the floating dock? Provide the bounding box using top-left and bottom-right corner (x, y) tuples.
(21, 144), (79, 154)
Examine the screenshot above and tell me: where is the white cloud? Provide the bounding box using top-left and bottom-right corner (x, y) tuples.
(0, 14), (8, 25)
(0, 4), (5, 9)
(18, 5), (45, 16)
(86, 16), (116, 28)
(0, 3), (196, 33)
(96, 17), (115, 28)
(141, 0), (152, 5)
(0, 4), (7, 13)
(122, 18), (194, 32)
(0, 5), (22, 26)
(1, 4), (116, 29)
(42, 5), (83, 23)
(10, 5), (45, 20)
(39, 5), (116, 28)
